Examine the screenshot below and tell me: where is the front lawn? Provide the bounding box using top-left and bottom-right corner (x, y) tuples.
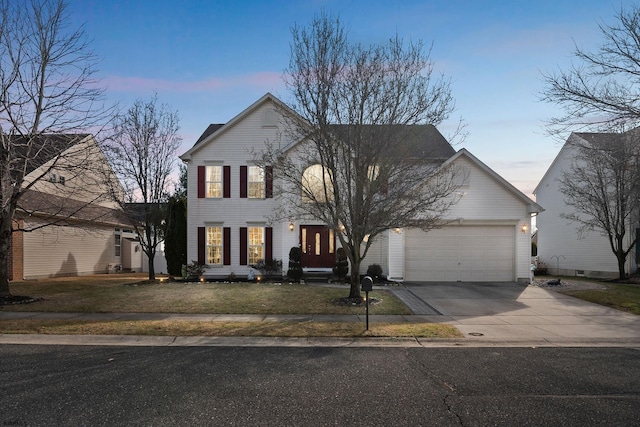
(0, 275), (466, 338)
(2, 275), (410, 315)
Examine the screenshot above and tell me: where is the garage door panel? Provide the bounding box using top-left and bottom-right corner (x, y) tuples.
(405, 226), (514, 282)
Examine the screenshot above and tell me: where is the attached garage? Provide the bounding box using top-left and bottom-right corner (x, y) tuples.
(405, 225), (515, 282)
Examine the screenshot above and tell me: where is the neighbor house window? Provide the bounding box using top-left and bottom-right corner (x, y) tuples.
(206, 165), (222, 198)
(206, 226), (223, 265)
(248, 166), (265, 198)
(248, 226), (264, 264)
(114, 229), (121, 257)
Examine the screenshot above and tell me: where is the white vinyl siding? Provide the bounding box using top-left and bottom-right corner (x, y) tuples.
(186, 99), (286, 277)
(535, 138), (631, 277)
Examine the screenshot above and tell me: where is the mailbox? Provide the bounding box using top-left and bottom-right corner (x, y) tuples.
(361, 275), (373, 292)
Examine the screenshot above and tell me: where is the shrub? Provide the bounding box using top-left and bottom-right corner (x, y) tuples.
(186, 261), (205, 281)
(333, 247), (349, 281)
(287, 247), (304, 282)
(251, 259), (283, 281)
(366, 264), (384, 280)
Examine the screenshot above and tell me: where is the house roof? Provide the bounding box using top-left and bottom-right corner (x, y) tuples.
(17, 189), (130, 227)
(1, 133), (91, 176)
(327, 124), (455, 160)
(194, 124), (225, 146)
(180, 92), (456, 161)
(448, 148), (544, 214)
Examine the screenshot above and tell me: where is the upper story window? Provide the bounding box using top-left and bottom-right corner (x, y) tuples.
(206, 165), (222, 198)
(248, 166), (265, 198)
(302, 164), (333, 203)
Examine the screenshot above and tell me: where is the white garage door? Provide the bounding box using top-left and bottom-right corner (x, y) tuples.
(405, 226), (514, 282)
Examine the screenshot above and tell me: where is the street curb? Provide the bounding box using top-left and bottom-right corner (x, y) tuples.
(2, 334), (640, 348)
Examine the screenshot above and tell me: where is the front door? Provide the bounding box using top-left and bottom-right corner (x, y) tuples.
(300, 225), (335, 268)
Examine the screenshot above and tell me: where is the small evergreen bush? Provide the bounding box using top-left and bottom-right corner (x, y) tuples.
(333, 247), (349, 281)
(287, 247), (304, 282)
(366, 263), (384, 280)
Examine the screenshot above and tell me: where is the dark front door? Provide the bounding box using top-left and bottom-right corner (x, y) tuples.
(300, 225), (334, 268)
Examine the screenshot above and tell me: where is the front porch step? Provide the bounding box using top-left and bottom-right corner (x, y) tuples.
(303, 268), (334, 282)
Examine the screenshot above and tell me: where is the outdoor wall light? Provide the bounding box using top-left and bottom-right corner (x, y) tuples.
(521, 224), (528, 233)
(289, 222), (295, 231)
(393, 228), (403, 234)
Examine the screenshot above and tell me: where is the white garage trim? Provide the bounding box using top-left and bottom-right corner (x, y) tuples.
(405, 225), (515, 282)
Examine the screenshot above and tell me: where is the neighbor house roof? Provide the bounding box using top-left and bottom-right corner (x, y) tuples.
(1, 133), (91, 176)
(16, 189), (130, 227)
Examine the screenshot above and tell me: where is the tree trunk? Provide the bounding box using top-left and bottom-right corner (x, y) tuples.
(348, 257), (361, 300)
(0, 244), (10, 297)
(0, 214), (13, 297)
(147, 253), (156, 281)
(617, 252), (626, 280)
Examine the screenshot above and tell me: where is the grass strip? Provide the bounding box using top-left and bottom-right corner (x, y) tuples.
(562, 283), (640, 315)
(0, 319), (463, 338)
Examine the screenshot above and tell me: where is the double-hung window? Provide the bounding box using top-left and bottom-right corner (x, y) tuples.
(248, 226), (264, 264)
(206, 226), (223, 265)
(248, 166), (265, 198)
(206, 166), (222, 198)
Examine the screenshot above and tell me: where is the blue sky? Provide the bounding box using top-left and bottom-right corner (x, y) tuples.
(67, 0), (632, 198)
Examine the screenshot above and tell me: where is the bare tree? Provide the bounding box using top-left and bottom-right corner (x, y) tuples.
(541, 4), (640, 135)
(0, 0), (111, 296)
(106, 94), (181, 281)
(262, 12), (461, 299)
(559, 131), (640, 279)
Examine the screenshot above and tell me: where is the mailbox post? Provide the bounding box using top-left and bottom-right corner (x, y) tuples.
(361, 276), (373, 330)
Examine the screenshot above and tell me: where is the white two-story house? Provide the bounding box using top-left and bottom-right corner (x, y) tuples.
(180, 93), (542, 283)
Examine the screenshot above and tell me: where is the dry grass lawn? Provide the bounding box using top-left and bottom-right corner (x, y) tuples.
(0, 274), (464, 338)
(4, 274), (411, 315)
(0, 319), (463, 338)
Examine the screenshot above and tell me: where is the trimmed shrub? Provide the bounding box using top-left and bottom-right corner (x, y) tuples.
(287, 246), (303, 282)
(366, 264), (384, 280)
(333, 247), (349, 281)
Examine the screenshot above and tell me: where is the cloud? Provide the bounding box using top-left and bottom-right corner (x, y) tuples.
(103, 71), (283, 93)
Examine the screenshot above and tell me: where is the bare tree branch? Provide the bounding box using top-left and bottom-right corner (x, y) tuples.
(0, 0), (113, 296)
(260, 11), (461, 299)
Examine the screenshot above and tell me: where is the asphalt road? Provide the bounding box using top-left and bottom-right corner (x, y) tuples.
(1, 345), (639, 426)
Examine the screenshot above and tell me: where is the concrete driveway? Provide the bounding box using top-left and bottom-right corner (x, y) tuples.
(401, 281), (640, 344)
